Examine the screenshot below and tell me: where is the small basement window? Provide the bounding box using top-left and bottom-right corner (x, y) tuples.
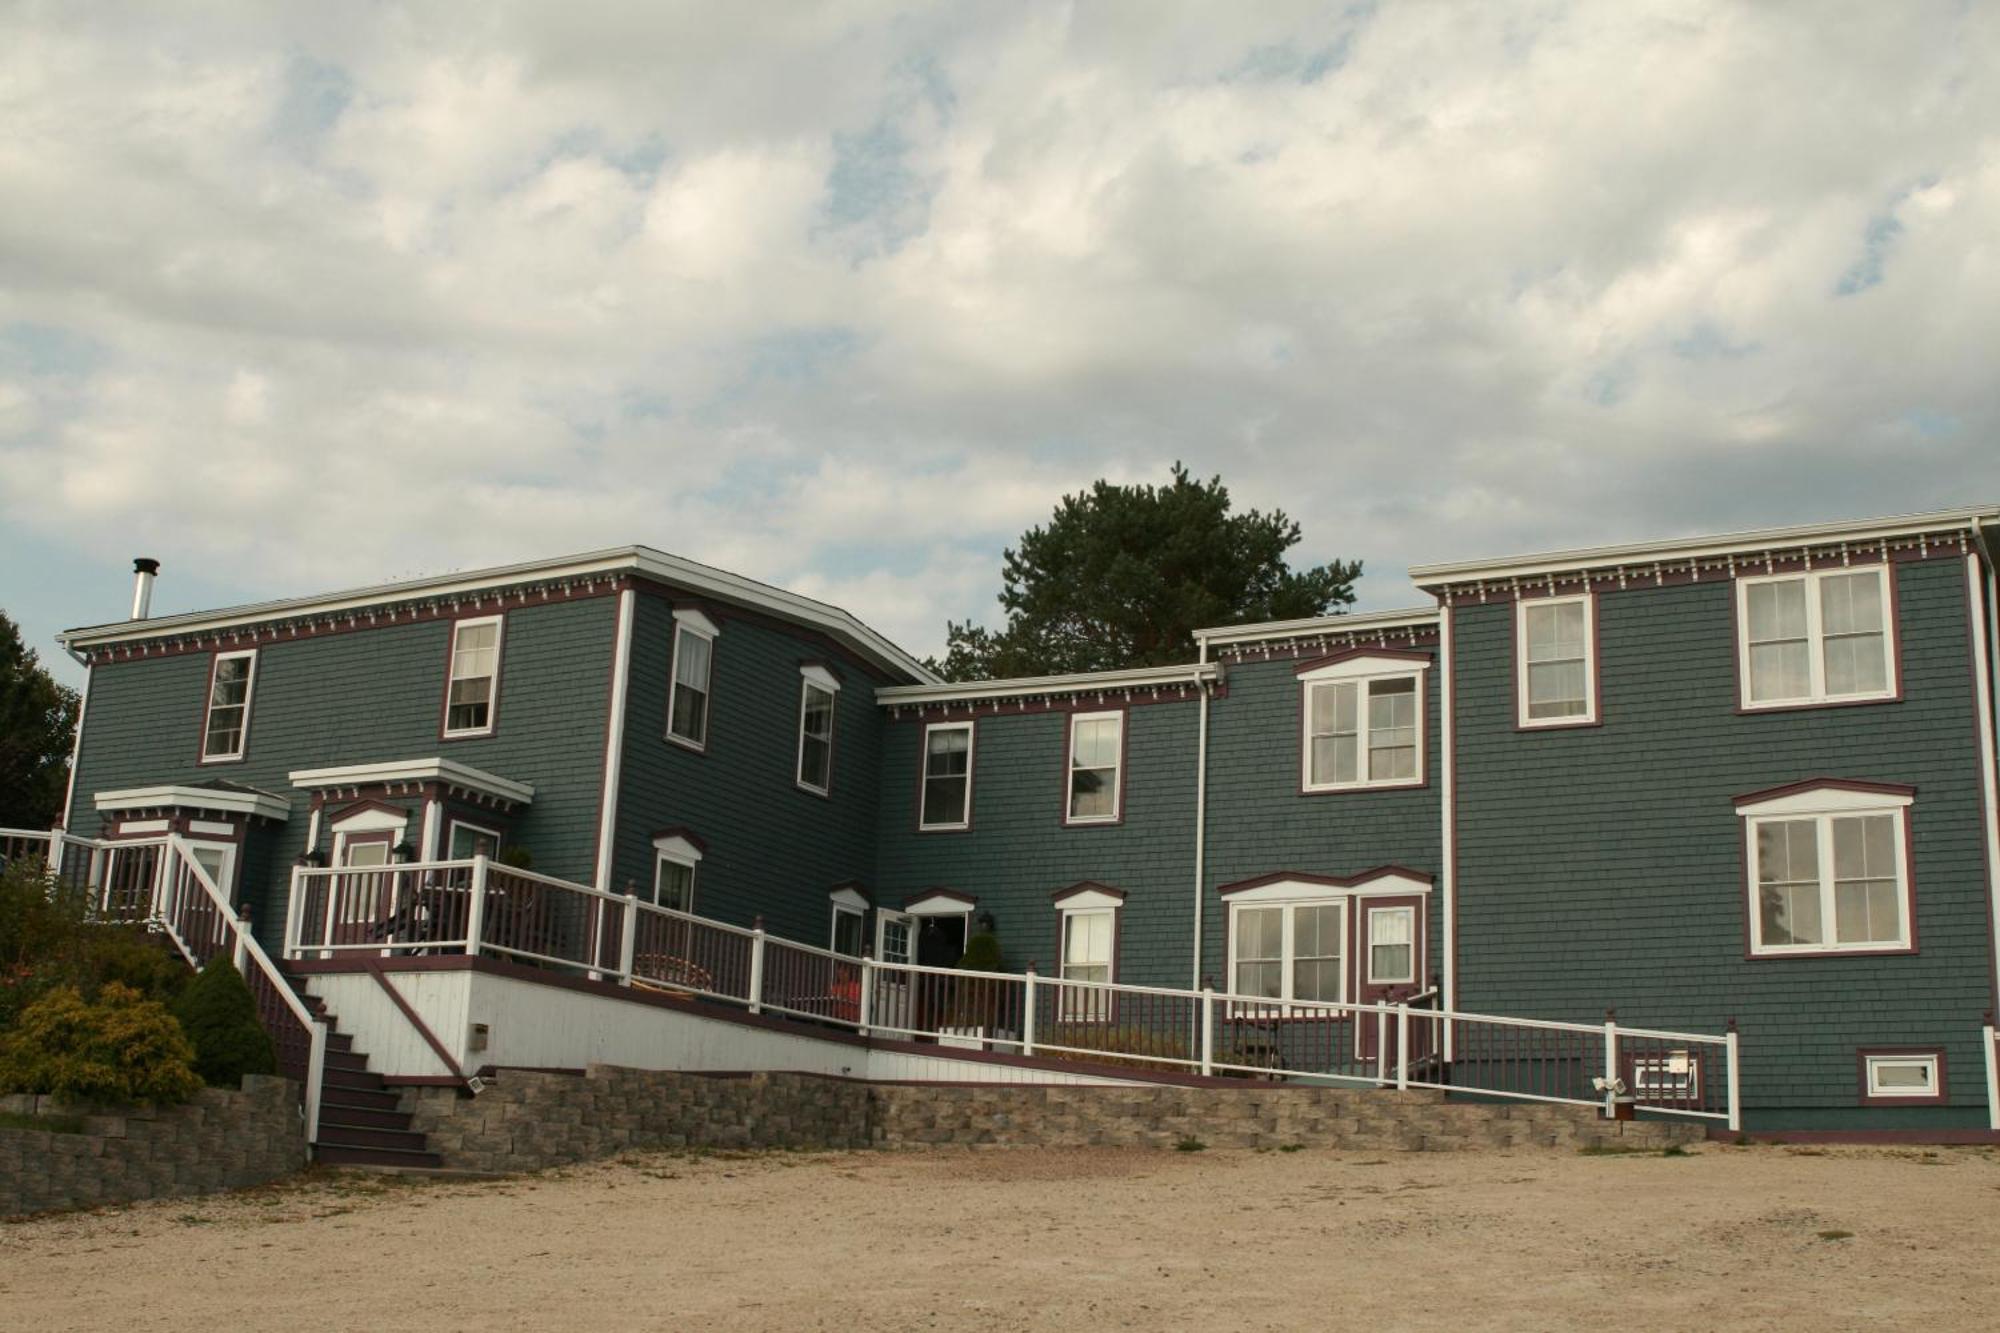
(1862, 1052), (1944, 1103)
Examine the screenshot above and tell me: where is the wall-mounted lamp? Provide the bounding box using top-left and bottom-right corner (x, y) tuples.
(391, 840), (416, 864)
(975, 910), (997, 936)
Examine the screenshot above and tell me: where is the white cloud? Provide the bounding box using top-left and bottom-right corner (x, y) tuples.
(2, 0), (1997, 675)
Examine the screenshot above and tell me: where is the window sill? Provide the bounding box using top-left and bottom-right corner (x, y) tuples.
(665, 732), (708, 755)
(917, 823), (972, 835)
(1748, 943), (1916, 960)
(795, 781), (831, 800)
(1300, 779), (1425, 795)
(1739, 692), (1900, 715)
(197, 753), (248, 766)
(440, 730), (495, 743)
(1062, 816), (1123, 829)
(1516, 715), (1601, 732)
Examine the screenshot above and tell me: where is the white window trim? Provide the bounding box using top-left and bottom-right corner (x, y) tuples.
(918, 721), (975, 831)
(1063, 710), (1124, 826)
(829, 885), (869, 954)
(650, 833), (703, 913)
(795, 670), (839, 796)
(1225, 891), (1349, 1014)
(666, 608), (719, 751)
(442, 615), (503, 739)
(1298, 657), (1427, 793)
(200, 649), (258, 763)
(1057, 904), (1118, 1021)
(329, 806), (410, 866)
(1741, 793), (1913, 957)
(1514, 594), (1597, 728)
(1365, 905), (1417, 985)
(1863, 1052), (1941, 1099)
(1735, 566), (1897, 710)
(445, 818), (502, 860)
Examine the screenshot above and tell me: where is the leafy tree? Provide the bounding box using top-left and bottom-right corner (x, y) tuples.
(171, 958), (276, 1088)
(0, 610), (80, 829)
(935, 464), (1362, 680)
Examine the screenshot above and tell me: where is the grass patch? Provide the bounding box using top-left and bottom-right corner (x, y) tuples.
(0, 1110), (86, 1134)
(1817, 1229), (1854, 1241)
(1578, 1142), (1688, 1158)
(1278, 1144), (1304, 1153)
(1174, 1137), (1206, 1153)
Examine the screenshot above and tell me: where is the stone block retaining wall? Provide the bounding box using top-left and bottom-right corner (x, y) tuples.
(0, 1075), (305, 1217)
(404, 1066), (1700, 1172)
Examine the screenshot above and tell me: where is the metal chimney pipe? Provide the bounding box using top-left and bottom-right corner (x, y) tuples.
(131, 558), (160, 620)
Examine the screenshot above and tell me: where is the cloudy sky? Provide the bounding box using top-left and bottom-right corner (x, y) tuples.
(3, 2), (1995, 687)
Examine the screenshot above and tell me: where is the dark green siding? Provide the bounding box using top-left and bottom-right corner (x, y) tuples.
(610, 594), (885, 946)
(1202, 654), (1443, 991)
(873, 702), (1200, 987)
(69, 596), (617, 951)
(1452, 556), (1993, 1122)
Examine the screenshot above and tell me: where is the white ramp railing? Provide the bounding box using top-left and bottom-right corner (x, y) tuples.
(283, 857), (1741, 1128)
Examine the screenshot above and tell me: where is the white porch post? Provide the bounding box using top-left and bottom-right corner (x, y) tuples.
(44, 826), (63, 876)
(1021, 966), (1036, 1057)
(233, 908), (251, 972)
(465, 854), (489, 956)
(1199, 986), (1214, 1077)
(618, 893), (638, 985)
(1395, 1003), (1411, 1091)
(284, 864), (305, 961)
(1376, 1007), (1389, 1084)
(748, 918), (766, 1014)
(303, 1021), (328, 1145)
(858, 953), (875, 1037)
(1603, 1013), (1621, 1119)
(1726, 1019), (1743, 1133)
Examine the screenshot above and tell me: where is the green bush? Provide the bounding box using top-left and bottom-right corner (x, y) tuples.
(1, 859), (190, 1032)
(171, 958), (276, 1088)
(0, 983), (201, 1105)
(955, 932), (1003, 973)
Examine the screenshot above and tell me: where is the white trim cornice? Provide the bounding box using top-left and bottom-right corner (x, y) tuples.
(1224, 871), (1433, 904)
(1297, 653), (1430, 684)
(288, 759), (534, 805)
(1734, 784), (1914, 818)
(651, 833), (705, 865)
(94, 784), (291, 822)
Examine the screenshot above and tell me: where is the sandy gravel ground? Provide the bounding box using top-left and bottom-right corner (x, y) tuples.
(3, 1142), (1998, 1331)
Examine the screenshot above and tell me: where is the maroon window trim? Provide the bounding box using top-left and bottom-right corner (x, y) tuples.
(1856, 1047), (1948, 1106)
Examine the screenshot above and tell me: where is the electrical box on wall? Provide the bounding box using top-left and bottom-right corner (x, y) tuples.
(469, 1022), (490, 1053)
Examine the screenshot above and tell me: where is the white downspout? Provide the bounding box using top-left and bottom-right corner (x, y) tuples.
(594, 588), (637, 891)
(1192, 655), (1212, 991)
(1438, 600), (1456, 1061)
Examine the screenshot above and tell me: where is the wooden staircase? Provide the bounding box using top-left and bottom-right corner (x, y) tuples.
(287, 977), (443, 1169)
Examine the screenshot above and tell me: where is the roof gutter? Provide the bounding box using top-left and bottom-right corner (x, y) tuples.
(876, 660), (1219, 707)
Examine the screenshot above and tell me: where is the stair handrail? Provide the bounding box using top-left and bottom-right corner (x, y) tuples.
(159, 834), (329, 1143)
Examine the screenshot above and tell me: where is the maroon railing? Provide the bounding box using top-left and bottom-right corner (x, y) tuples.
(629, 908), (752, 1000)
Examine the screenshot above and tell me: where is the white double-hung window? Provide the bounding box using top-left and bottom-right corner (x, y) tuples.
(443, 617), (502, 738)
(1516, 595), (1596, 726)
(1231, 899), (1344, 1009)
(1053, 884), (1123, 1022)
(650, 832), (704, 913)
(1737, 566), (1895, 708)
(919, 721), (974, 830)
(1299, 653), (1426, 792)
(1065, 710), (1123, 824)
(667, 608), (719, 749)
(201, 650), (258, 762)
(796, 664), (839, 795)
(1738, 782), (1913, 957)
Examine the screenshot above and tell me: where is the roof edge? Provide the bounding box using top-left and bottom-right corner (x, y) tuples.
(1409, 506), (2000, 589)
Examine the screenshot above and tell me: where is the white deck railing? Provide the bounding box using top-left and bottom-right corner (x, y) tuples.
(282, 855), (1743, 1128)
